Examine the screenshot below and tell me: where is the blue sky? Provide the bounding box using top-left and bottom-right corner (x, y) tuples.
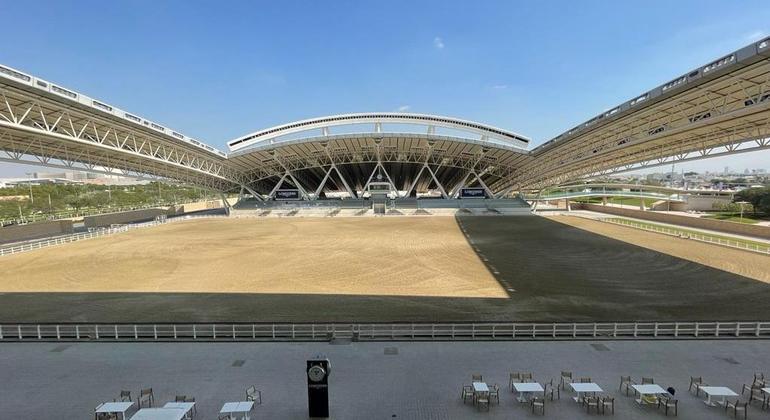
(1, 1), (769, 176)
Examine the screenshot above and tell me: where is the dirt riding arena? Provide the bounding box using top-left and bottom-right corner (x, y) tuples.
(0, 215), (769, 322)
(0, 217), (503, 297)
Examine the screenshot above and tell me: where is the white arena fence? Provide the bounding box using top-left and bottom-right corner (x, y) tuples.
(601, 217), (770, 255)
(0, 321), (768, 342)
(0, 214), (227, 257)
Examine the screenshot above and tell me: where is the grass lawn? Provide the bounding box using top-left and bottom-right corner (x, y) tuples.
(702, 212), (765, 224)
(573, 197), (659, 207)
(605, 217), (770, 253)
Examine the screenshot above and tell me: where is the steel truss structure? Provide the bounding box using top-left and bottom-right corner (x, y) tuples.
(0, 76), (244, 191)
(1, 37), (769, 195)
(227, 133), (532, 198)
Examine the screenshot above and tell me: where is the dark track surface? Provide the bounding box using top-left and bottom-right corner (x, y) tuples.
(1, 216), (769, 323)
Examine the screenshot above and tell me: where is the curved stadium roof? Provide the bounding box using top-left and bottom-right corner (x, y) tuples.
(225, 113), (533, 197)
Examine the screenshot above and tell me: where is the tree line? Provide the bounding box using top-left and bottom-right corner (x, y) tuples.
(0, 182), (217, 220)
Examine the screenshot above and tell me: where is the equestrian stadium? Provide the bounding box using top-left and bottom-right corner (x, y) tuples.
(1, 37), (770, 328)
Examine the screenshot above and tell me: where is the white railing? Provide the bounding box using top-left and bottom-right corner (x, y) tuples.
(0, 214), (227, 257)
(0, 321), (768, 342)
(603, 217), (770, 255)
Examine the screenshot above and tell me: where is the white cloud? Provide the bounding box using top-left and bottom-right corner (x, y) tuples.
(433, 36), (445, 49)
(395, 105), (411, 112)
(745, 30), (765, 42)
(492, 84), (508, 90)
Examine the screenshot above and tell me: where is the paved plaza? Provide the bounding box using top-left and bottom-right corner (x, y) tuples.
(0, 339), (768, 418)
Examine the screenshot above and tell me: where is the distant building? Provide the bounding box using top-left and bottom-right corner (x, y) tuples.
(32, 171), (144, 186)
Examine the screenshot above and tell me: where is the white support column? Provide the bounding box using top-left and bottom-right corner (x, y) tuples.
(403, 165), (427, 198)
(532, 190), (542, 212)
(286, 172), (311, 200)
(495, 185), (516, 199)
(313, 166), (335, 199)
(374, 122), (382, 133)
(424, 165), (449, 199)
(362, 164), (378, 193)
(472, 172), (494, 199)
(267, 173), (289, 199)
(219, 192), (232, 212)
(321, 126), (329, 136)
(238, 186), (244, 201)
(241, 184), (265, 201)
(331, 164), (357, 198)
(378, 163), (398, 195)
(450, 171), (472, 198)
(362, 162), (398, 196)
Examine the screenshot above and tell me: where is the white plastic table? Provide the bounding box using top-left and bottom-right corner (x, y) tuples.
(570, 383), (603, 402)
(472, 382), (489, 393)
(95, 401), (135, 420)
(162, 402), (195, 419)
(632, 384), (666, 405)
(220, 401), (255, 420)
(700, 386), (738, 407)
(129, 408), (187, 420)
(512, 382), (544, 403)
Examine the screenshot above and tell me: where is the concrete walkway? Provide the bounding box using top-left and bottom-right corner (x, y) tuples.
(1, 340), (767, 419)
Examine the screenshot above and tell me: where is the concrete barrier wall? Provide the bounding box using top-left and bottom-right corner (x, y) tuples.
(84, 208), (168, 228)
(0, 220), (74, 243)
(179, 199), (224, 213)
(685, 195), (732, 211)
(650, 201), (687, 211)
(574, 203), (770, 239)
(167, 200), (225, 215)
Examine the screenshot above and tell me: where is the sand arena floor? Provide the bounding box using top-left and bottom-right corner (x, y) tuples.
(546, 215), (770, 283)
(0, 217), (505, 298)
(1, 215), (769, 323)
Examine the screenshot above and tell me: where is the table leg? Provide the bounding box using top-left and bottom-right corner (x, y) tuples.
(705, 394), (713, 406)
(517, 392), (529, 403)
(636, 393), (645, 404)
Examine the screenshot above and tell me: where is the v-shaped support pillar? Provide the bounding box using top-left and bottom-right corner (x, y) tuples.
(362, 162), (398, 196)
(403, 164), (448, 199)
(313, 164), (357, 199)
(268, 171), (310, 200)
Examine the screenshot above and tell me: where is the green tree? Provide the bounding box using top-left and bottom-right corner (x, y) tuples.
(758, 195), (770, 215)
(734, 187), (770, 215)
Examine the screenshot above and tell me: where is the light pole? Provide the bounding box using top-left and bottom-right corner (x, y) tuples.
(736, 201), (749, 222)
